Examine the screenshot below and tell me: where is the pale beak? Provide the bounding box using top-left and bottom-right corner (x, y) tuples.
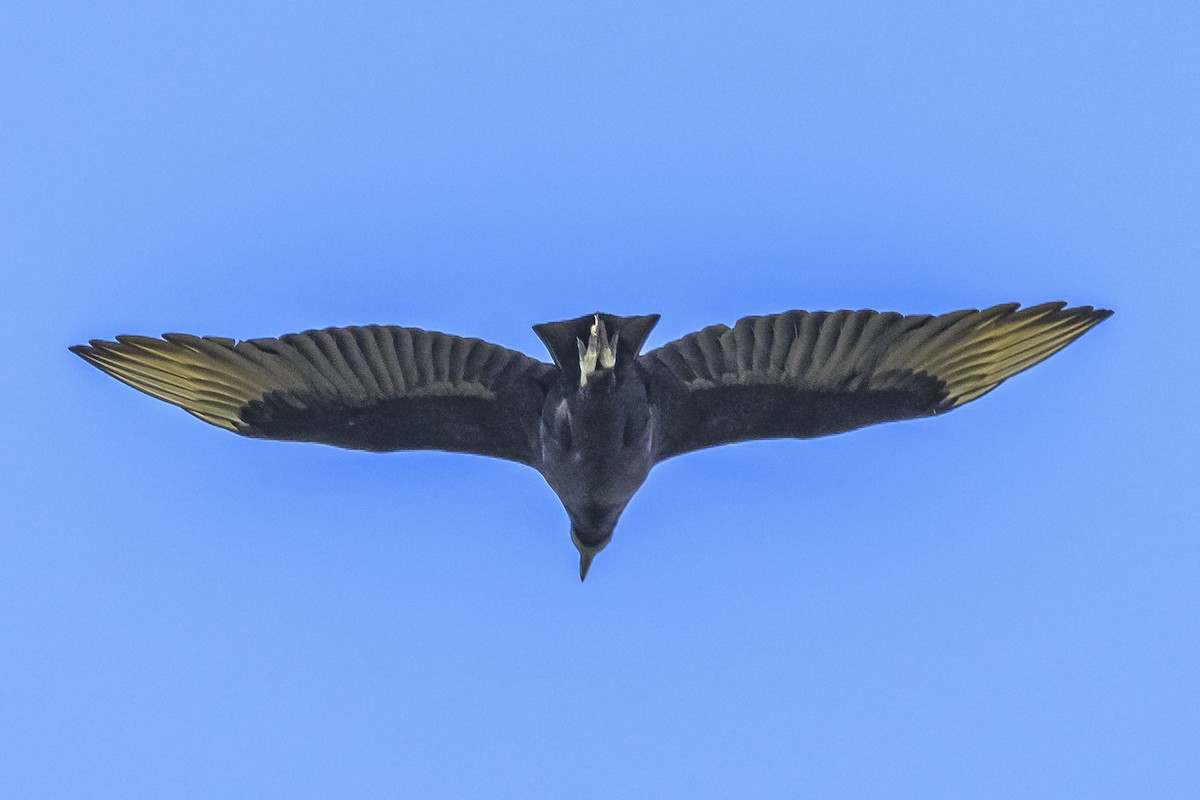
(579, 550), (596, 582)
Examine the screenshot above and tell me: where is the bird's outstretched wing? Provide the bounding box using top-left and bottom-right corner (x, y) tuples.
(72, 326), (555, 464)
(639, 302), (1111, 462)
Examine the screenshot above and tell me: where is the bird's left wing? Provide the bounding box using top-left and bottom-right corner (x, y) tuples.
(72, 325), (555, 465)
(639, 302), (1111, 462)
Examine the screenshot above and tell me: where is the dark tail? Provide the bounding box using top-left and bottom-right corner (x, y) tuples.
(532, 312), (660, 384)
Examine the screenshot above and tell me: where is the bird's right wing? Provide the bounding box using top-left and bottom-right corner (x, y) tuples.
(72, 325), (555, 465)
(639, 302), (1111, 462)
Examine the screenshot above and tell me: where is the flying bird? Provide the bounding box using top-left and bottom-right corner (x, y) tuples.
(72, 302), (1111, 580)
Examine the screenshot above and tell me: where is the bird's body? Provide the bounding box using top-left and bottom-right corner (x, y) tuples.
(536, 320), (657, 574)
(72, 302), (1111, 579)
(540, 373), (652, 521)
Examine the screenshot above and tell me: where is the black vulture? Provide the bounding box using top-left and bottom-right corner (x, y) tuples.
(72, 302), (1111, 580)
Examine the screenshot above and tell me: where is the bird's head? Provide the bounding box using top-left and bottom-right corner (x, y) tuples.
(568, 504), (623, 581)
(571, 525), (612, 582)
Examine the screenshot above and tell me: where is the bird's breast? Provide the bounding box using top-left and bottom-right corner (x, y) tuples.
(538, 383), (653, 507)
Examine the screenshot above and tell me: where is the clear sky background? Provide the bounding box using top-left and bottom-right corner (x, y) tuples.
(2, 2), (1196, 797)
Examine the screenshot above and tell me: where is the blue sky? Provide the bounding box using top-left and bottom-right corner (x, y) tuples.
(2, 2), (1197, 797)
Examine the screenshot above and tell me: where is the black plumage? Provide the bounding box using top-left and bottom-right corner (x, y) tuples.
(72, 302), (1111, 580)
